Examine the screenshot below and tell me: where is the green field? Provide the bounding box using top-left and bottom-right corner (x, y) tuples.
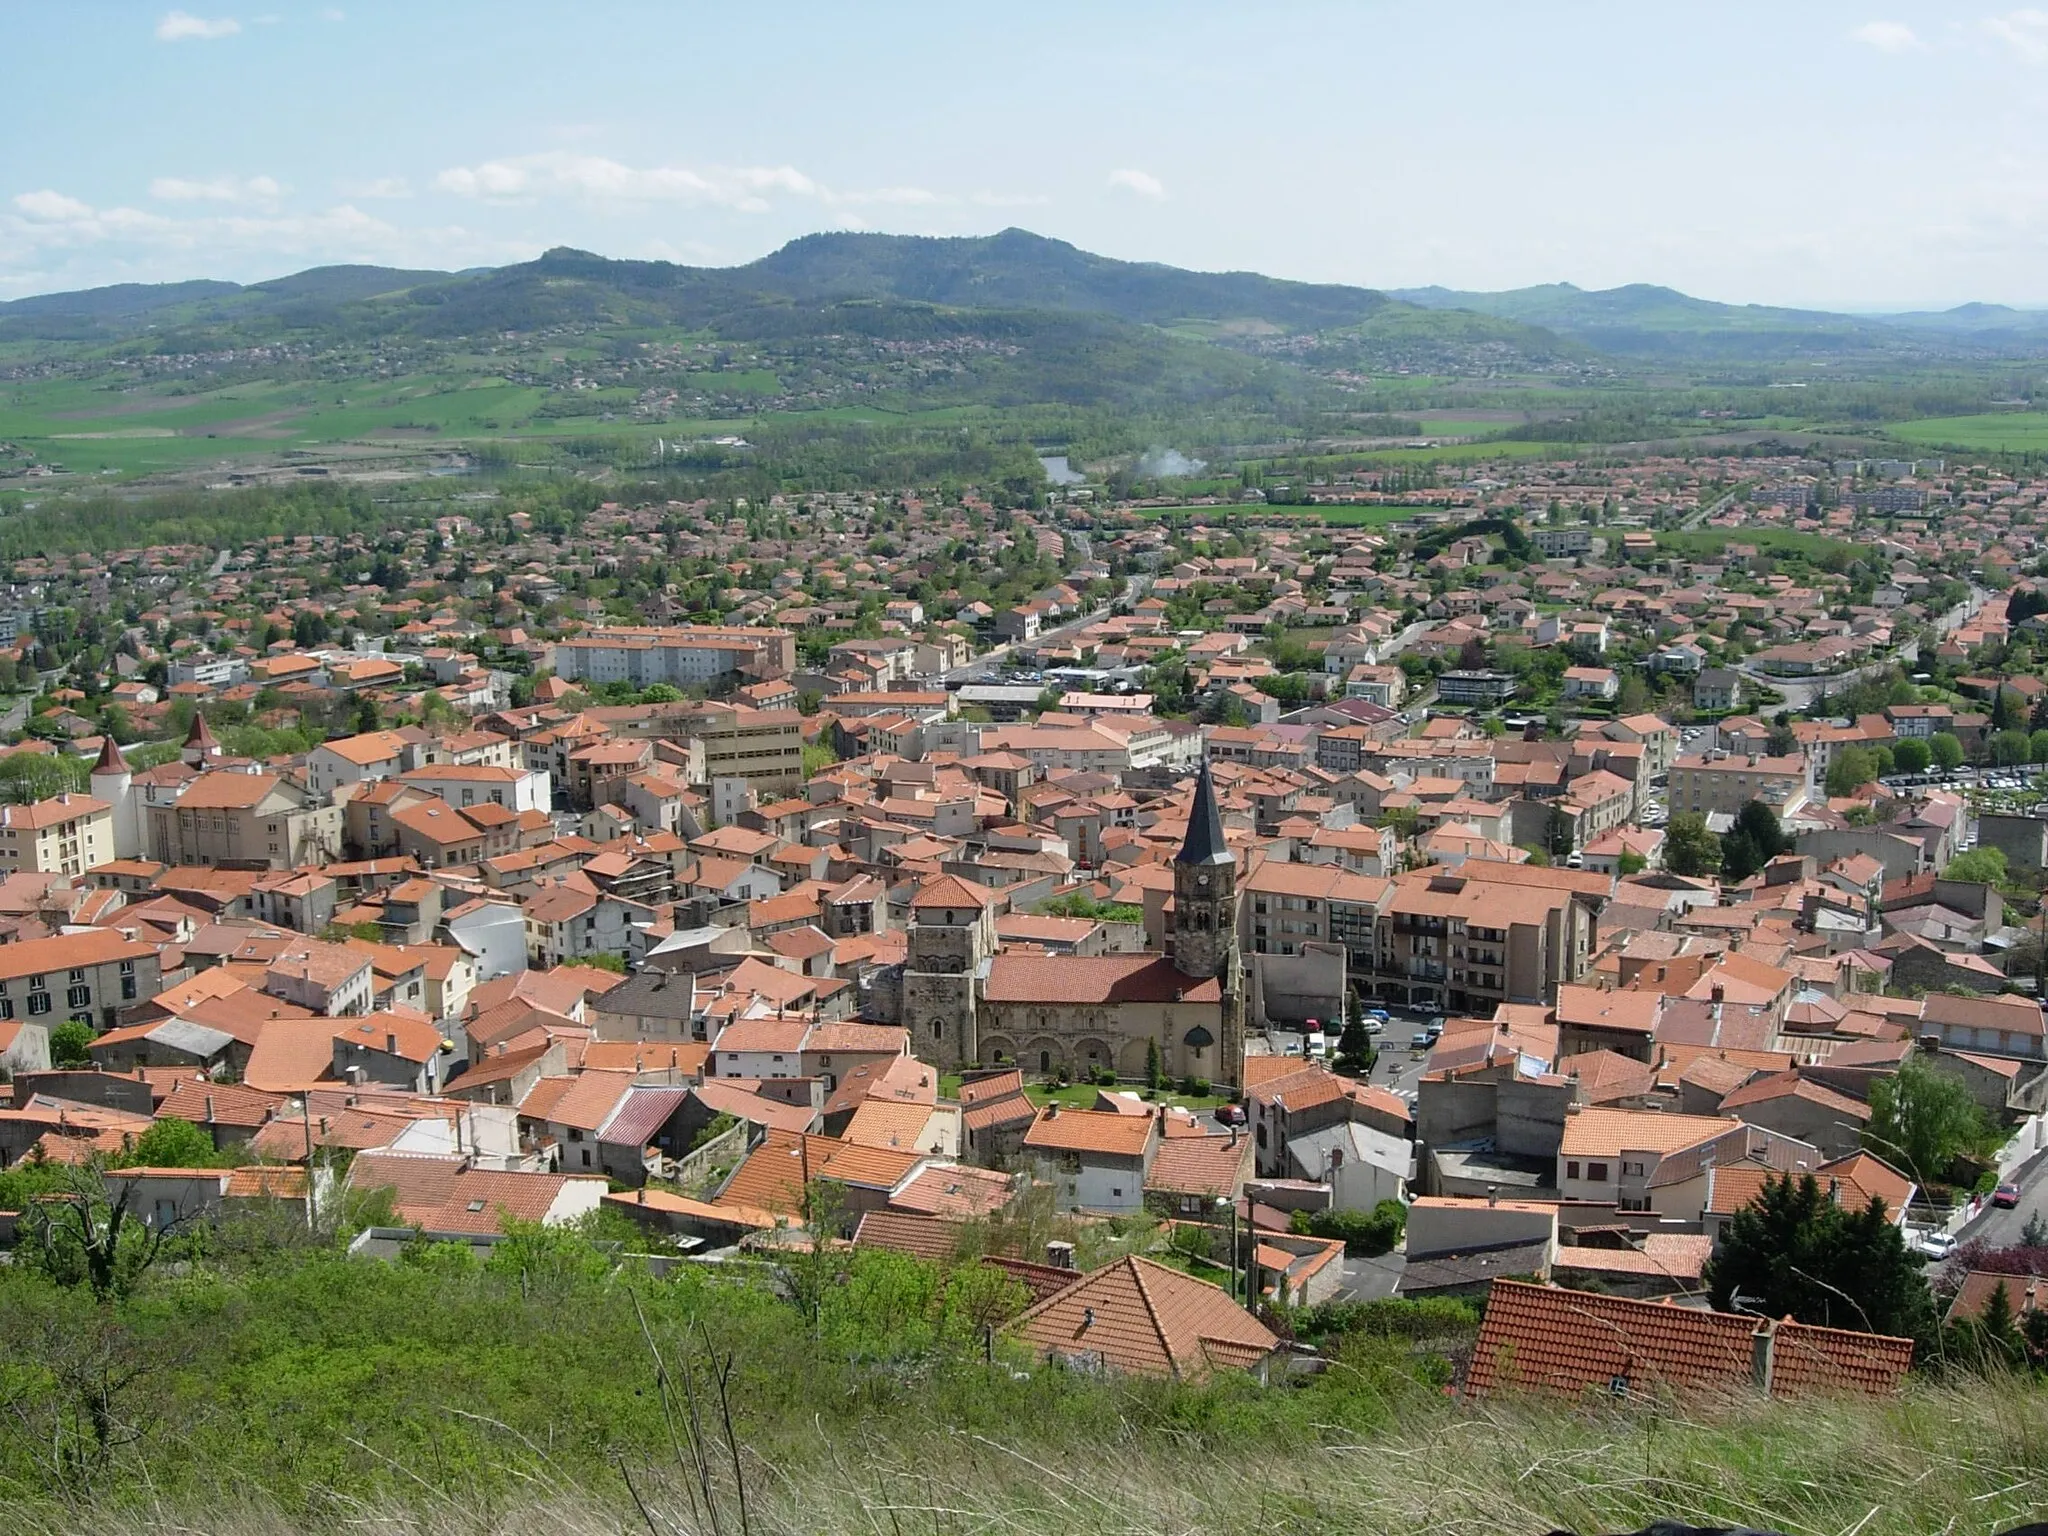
(1886, 412), (2048, 452)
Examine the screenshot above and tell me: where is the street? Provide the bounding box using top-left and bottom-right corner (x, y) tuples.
(1956, 1146), (2048, 1249)
(939, 573), (1147, 685)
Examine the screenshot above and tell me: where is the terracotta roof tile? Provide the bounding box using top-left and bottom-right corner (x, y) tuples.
(1466, 1280), (1911, 1399)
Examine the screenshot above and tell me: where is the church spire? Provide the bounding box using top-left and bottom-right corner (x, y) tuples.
(1175, 761), (1231, 866)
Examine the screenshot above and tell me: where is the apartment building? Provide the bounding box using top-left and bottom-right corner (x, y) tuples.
(1667, 751), (1808, 817)
(551, 624), (797, 687)
(0, 792), (113, 877)
(689, 704), (807, 795)
(1240, 861), (1390, 962)
(0, 929), (160, 1030)
(396, 764), (552, 815)
(147, 771), (342, 870)
(1370, 864), (1596, 1014)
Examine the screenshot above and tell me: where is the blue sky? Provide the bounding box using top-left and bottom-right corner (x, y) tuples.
(6, 2), (2048, 307)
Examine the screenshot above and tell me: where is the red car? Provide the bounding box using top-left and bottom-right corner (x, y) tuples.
(1994, 1183), (2023, 1209)
(1213, 1104), (1247, 1127)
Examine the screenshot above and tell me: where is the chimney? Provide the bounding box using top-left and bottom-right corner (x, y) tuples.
(1080, 1306), (1096, 1331)
(1045, 1240), (1076, 1270)
(1751, 1320), (1777, 1397)
(637, 1187), (647, 1204)
(318, 1116), (329, 1136)
(1487, 1185), (1499, 1207)
(386, 1032), (399, 1055)
(1711, 983), (1725, 1003)
(204, 1094), (215, 1122)
(1045, 1102), (1058, 1119)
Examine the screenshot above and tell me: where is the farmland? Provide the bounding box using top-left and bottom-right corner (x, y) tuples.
(1885, 412), (2048, 453)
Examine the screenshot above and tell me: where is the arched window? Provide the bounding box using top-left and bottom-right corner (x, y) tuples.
(1039, 1049), (1051, 1073)
(930, 1019), (944, 1040)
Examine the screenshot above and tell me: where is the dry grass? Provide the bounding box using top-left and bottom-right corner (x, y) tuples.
(5, 1380), (2045, 1536)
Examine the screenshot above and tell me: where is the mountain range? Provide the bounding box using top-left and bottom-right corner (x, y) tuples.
(5, 228), (2048, 370)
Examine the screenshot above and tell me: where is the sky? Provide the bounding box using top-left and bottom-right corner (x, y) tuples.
(6, 2), (2048, 309)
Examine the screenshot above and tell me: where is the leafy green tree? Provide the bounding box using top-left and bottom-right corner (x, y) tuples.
(1865, 1058), (1999, 1187)
(1930, 732), (1965, 771)
(1704, 1171), (1932, 1342)
(1942, 847), (2008, 886)
(1892, 737), (1931, 773)
(1144, 1037), (1164, 1093)
(1663, 812), (1721, 878)
(116, 1116), (225, 1169)
(1993, 729), (2032, 767)
(48, 1020), (94, 1068)
(2031, 730), (2048, 765)
(1992, 686), (2021, 731)
(1618, 849), (1647, 876)
(1826, 746), (1878, 797)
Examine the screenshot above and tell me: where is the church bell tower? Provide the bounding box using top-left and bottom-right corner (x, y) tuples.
(1173, 761), (1244, 1085)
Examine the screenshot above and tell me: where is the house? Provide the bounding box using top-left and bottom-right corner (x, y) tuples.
(1005, 1255), (1282, 1381)
(1561, 666), (1620, 702)
(1021, 1103), (1160, 1213)
(1694, 668), (1743, 712)
(346, 1151), (607, 1235)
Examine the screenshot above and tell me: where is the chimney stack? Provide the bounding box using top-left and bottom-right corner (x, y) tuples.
(1751, 1321), (1777, 1397)
(1045, 1240), (1076, 1270)
(1487, 1185), (1499, 1207)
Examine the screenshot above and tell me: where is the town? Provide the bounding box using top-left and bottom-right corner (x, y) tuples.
(1, 439), (2045, 1421)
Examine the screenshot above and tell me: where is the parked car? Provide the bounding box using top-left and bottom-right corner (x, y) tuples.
(1410, 1030), (1434, 1051)
(1213, 1103), (1247, 1127)
(1994, 1182), (2023, 1209)
(1425, 1017), (1446, 1041)
(1916, 1230), (1957, 1260)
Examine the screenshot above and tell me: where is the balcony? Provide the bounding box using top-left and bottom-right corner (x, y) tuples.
(1407, 960), (1447, 982)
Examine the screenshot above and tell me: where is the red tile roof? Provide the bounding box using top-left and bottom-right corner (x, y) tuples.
(984, 954), (1222, 1006)
(1006, 1255), (1278, 1381)
(1465, 1280), (1912, 1399)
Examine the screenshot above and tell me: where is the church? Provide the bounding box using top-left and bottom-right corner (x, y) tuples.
(896, 762), (1246, 1089)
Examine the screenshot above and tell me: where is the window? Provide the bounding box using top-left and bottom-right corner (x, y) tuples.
(1622, 1160), (1647, 1177)
(0, 999), (11, 1019)
(66, 985), (89, 1008)
(27, 993), (49, 1015)
(930, 1020), (943, 1040)
(1566, 1160), (1580, 1180)
(67, 969), (83, 984)
(1587, 1162), (1610, 1182)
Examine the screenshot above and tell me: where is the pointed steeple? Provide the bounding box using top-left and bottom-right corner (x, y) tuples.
(1175, 761), (1231, 866)
(183, 711), (220, 765)
(92, 734), (128, 776)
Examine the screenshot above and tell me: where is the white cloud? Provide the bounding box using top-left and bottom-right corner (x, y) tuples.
(149, 174), (282, 203)
(1986, 9), (2048, 60)
(14, 190), (96, 222)
(155, 10), (241, 41)
(432, 152), (942, 212)
(341, 176), (412, 199)
(1107, 168), (1167, 201)
(1849, 20), (1920, 52)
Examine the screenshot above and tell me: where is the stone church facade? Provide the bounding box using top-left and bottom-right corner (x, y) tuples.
(893, 764), (1247, 1089)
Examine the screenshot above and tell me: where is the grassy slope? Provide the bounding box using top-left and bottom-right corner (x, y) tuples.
(12, 1383), (2046, 1536)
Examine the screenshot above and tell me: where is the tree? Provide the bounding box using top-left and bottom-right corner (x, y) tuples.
(115, 1117), (224, 1170)
(1704, 1171), (1932, 1342)
(2031, 730), (2048, 765)
(1826, 745), (1878, 797)
(1942, 847), (2008, 886)
(1334, 1012), (1374, 1075)
(1931, 732), (1966, 771)
(23, 1166), (188, 1302)
(1663, 812), (1721, 878)
(1892, 737), (1932, 773)
(49, 1020), (94, 1068)
(1766, 725), (1801, 757)
(1618, 849), (1647, 876)
(1993, 729), (2032, 767)
(1720, 800), (1790, 883)
(1865, 1058), (1999, 1188)
(1144, 1037), (1164, 1093)
(1993, 686), (2021, 731)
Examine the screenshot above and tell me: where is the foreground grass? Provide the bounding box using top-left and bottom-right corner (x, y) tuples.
(4, 1380), (2044, 1536)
